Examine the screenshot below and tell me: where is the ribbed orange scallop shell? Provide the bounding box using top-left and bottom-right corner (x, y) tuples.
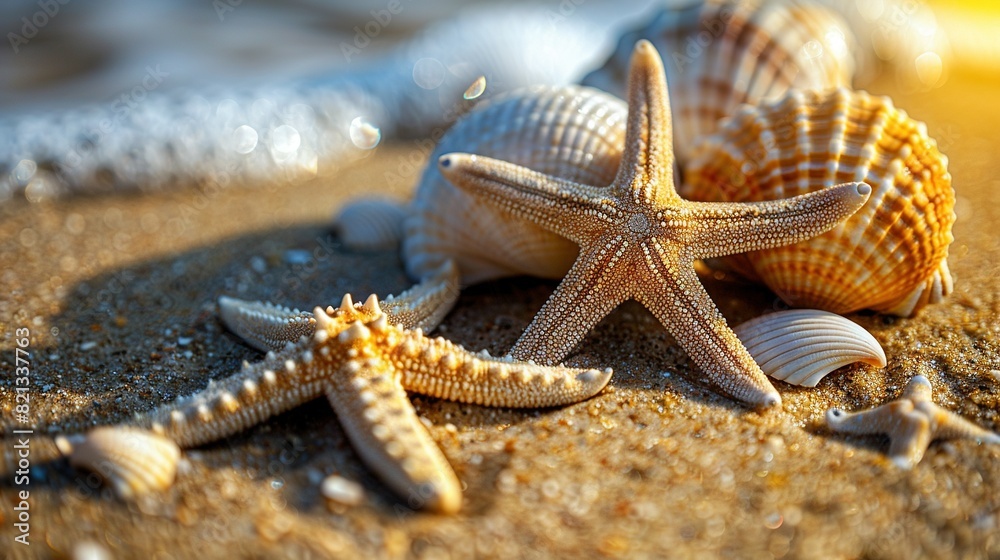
(681, 87), (955, 316)
(582, 0), (856, 165)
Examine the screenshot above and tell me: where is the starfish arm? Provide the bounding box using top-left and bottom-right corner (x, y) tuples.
(509, 241), (632, 365)
(324, 359), (462, 514)
(614, 40), (677, 205)
(826, 400), (918, 436)
(218, 296), (316, 352)
(680, 182), (872, 259)
(219, 263), (460, 350)
(886, 412), (933, 469)
(136, 339), (329, 448)
(392, 330), (612, 408)
(437, 152), (612, 244)
(923, 405), (1000, 445)
(381, 259), (460, 333)
(637, 241), (780, 408)
(828, 376), (1000, 467)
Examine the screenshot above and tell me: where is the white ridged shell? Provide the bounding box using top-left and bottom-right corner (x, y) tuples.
(681, 87), (955, 316)
(403, 85), (627, 285)
(333, 198), (408, 251)
(734, 309), (886, 387)
(64, 427), (181, 499)
(582, 0), (856, 165)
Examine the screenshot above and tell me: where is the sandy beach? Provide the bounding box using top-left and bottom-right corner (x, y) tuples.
(2, 51), (1000, 560)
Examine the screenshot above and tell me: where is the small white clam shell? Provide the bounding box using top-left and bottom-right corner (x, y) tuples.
(733, 309), (886, 387)
(333, 198), (408, 251)
(62, 426), (181, 499)
(321, 473), (366, 507)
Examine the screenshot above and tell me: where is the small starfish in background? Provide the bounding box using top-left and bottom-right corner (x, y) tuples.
(826, 375), (1000, 469)
(437, 40), (871, 409)
(46, 262), (612, 513)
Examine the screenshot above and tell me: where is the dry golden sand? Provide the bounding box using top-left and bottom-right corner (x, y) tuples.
(1, 68), (999, 559)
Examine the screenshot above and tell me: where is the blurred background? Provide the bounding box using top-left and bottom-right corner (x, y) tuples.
(0, 0), (996, 112)
(0, 0), (655, 111)
(0, 0), (996, 204)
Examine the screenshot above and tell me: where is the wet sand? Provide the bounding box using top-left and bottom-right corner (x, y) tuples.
(1, 67), (999, 559)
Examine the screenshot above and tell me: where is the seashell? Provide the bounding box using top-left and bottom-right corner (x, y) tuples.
(733, 309), (886, 387)
(681, 87), (955, 316)
(581, 0), (856, 165)
(333, 198), (408, 251)
(402, 85), (628, 285)
(61, 426), (181, 499)
(321, 473), (366, 508)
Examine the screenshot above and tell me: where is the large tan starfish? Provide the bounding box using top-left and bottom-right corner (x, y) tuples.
(437, 40), (871, 409)
(826, 375), (1000, 468)
(29, 264), (611, 514)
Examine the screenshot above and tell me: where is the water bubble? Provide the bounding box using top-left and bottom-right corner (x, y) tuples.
(801, 40), (823, 60)
(349, 117), (381, 150)
(271, 125), (301, 153)
(914, 51), (943, 87)
(231, 125), (258, 154)
(12, 159), (37, 184)
(24, 174), (60, 203)
(19, 227), (38, 247)
(463, 75), (487, 100)
(65, 213), (86, 234)
(412, 57), (446, 90)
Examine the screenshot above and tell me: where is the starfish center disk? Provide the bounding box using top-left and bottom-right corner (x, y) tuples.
(628, 212), (650, 234)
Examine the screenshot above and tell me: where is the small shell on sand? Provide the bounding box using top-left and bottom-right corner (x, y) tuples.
(321, 474), (366, 507)
(733, 309), (886, 387)
(61, 426), (181, 499)
(333, 198), (408, 251)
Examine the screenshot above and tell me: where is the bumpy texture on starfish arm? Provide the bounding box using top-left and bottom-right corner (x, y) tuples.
(218, 260), (460, 352)
(437, 40), (871, 409)
(325, 356), (461, 513)
(378, 259), (460, 332)
(216, 297), (317, 352)
(826, 375), (1000, 469)
(22, 275), (610, 512)
(165, 298), (608, 512)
